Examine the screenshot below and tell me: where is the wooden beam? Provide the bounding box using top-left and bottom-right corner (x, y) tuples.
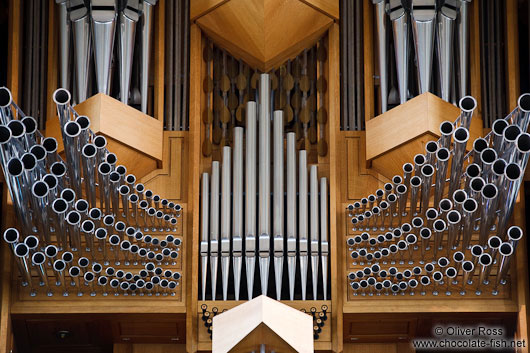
(186, 24), (203, 353)
(505, 0), (520, 110)
(299, 0), (340, 20)
(190, 0), (230, 21)
(46, 0), (58, 122)
(363, 0), (375, 122)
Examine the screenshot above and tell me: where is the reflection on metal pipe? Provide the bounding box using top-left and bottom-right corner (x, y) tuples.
(411, 0), (436, 94)
(389, 0), (410, 104)
(91, 0), (117, 95)
(273, 112), (284, 300)
(245, 101), (257, 300)
(437, 1), (456, 101)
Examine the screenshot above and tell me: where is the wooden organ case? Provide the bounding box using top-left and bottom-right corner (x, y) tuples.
(0, 0), (528, 353)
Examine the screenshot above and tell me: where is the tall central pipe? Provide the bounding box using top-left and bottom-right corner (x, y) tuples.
(245, 101), (257, 300)
(411, 0), (436, 94)
(91, 0), (117, 95)
(232, 127), (243, 300)
(220, 146), (231, 301)
(273, 111), (284, 300)
(286, 132), (297, 300)
(258, 74), (271, 296)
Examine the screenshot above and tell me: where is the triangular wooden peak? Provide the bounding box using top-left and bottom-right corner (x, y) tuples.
(193, 0), (337, 71)
(212, 295), (314, 353)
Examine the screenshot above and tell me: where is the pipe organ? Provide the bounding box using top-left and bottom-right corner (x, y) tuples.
(0, 0), (529, 352)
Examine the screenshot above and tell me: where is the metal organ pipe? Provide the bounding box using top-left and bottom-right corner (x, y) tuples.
(272, 111), (284, 300)
(245, 101), (257, 300)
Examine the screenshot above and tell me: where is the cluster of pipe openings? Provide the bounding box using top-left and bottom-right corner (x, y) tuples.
(0, 86), (183, 296)
(200, 74), (330, 301)
(372, 0), (471, 114)
(346, 92), (530, 296)
(55, 0), (157, 113)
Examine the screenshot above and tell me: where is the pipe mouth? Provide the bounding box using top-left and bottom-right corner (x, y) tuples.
(22, 153), (37, 170)
(360, 280), (368, 289)
(446, 267), (457, 278)
(488, 236), (501, 248)
(100, 215), (113, 226)
(482, 184), (498, 199)
(466, 163), (481, 178)
(0, 87), (13, 107)
(440, 121), (454, 136)
(413, 266), (422, 275)
(43, 174), (58, 190)
(115, 221), (126, 232)
(93, 135), (107, 150)
(109, 171), (120, 182)
(414, 154), (425, 165)
(517, 133), (530, 153)
(76, 115), (90, 130)
(425, 263), (434, 272)
(392, 175), (403, 184)
(14, 243), (29, 257)
(447, 210), (461, 224)
(82, 143), (97, 158)
(119, 185), (130, 195)
(75, 199), (89, 213)
(376, 235), (385, 243)
(351, 218), (357, 224)
(81, 220), (95, 233)
(500, 243), (514, 256)
(406, 235), (417, 244)
(126, 174), (136, 184)
(120, 241), (131, 250)
(463, 198), (478, 213)
(156, 210), (163, 218)
(436, 147), (449, 161)
(439, 199), (452, 211)
(153, 195), (161, 202)
(126, 227), (135, 237)
(151, 238), (160, 246)
(92, 263), (102, 273)
(387, 193), (397, 203)
(410, 176), (421, 187)
(62, 189), (77, 204)
(145, 189), (154, 198)
(105, 153), (117, 165)
(508, 226), (523, 241)
(505, 163), (522, 181)
(453, 190), (467, 203)
(42, 137), (58, 153)
(453, 127), (469, 143)
(106, 267), (115, 276)
(53, 88), (71, 105)
(109, 235), (121, 246)
(148, 208), (156, 216)
(403, 163), (414, 174)
(518, 93), (530, 112)
(438, 257), (449, 267)
(492, 159), (507, 176)
(125, 272), (134, 281)
(426, 208), (438, 219)
(367, 194), (376, 203)
(504, 125), (522, 142)
(21, 116), (37, 134)
(51, 161), (67, 177)
(84, 272), (95, 282)
(471, 245), (483, 257)
(168, 202), (175, 209)
(364, 211), (372, 218)
(420, 228), (431, 239)
(397, 241), (407, 250)
(135, 183), (145, 193)
(129, 194), (139, 203)
(52, 198), (68, 213)
(473, 138), (487, 153)
(67, 211), (81, 225)
(459, 96), (477, 112)
(45, 245), (58, 258)
(397, 184), (407, 194)
(130, 245), (139, 253)
(32, 181), (49, 198)
(369, 238), (377, 246)
(480, 148), (497, 164)
(470, 177), (485, 193)
(412, 217), (423, 227)
(7, 158), (23, 177)
(421, 164), (434, 177)
(98, 162), (111, 175)
(95, 228), (107, 239)
(462, 261), (474, 272)
(69, 266), (81, 277)
(434, 220), (446, 231)
(53, 260), (66, 272)
(116, 270), (125, 279)
(3, 228), (19, 243)
(30, 146), (47, 161)
(98, 276), (108, 285)
(492, 119), (508, 136)
(479, 253), (492, 266)
(433, 272), (443, 282)
(62, 251), (73, 263)
(8, 120), (25, 138)
(421, 276), (431, 285)
(453, 251), (464, 262)
(89, 208), (102, 219)
(116, 165), (127, 176)
(380, 201), (389, 209)
(0, 125), (11, 144)
(64, 121), (81, 137)
(32, 252), (46, 265)
(425, 141), (438, 154)
(24, 235), (39, 249)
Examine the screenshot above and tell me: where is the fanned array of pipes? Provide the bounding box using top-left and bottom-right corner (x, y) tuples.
(372, 0), (471, 113)
(0, 87), (183, 297)
(347, 93), (530, 296)
(55, 0), (157, 113)
(200, 74), (330, 301)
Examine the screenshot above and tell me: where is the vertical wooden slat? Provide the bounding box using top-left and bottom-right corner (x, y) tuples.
(186, 23), (202, 353)
(328, 22), (343, 353)
(154, 0), (166, 122)
(505, 0), (519, 110)
(363, 0), (374, 123)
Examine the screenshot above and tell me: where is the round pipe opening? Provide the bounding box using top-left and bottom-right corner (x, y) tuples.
(471, 245), (483, 256)
(434, 220), (446, 231)
(76, 199), (89, 212)
(32, 181), (49, 198)
(463, 199), (478, 212)
(480, 148), (497, 164)
(53, 260), (66, 271)
(440, 121), (454, 135)
(504, 125), (521, 141)
(518, 93), (530, 112)
(22, 153), (37, 170)
(8, 120), (25, 138)
(482, 184), (498, 199)
(454, 127), (469, 143)
(500, 243), (513, 256)
(53, 88), (70, 105)
(82, 144), (97, 158)
(488, 236), (501, 248)
(67, 211), (81, 224)
(76, 116), (90, 130)
(7, 158), (23, 176)
(508, 226), (523, 240)
(32, 252), (45, 264)
(51, 162), (67, 176)
(459, 96), (477, 112)
(0, 125), (11, 144)
(21, 117), (37, 134)
(473, 138), (487, 153)
(64, 121), (81, 137)
(52, 198), (68, 213)
(61, 188), (76, 202)
(24, 235), (38, 248)
(448, 210), (461, 223)
(493, 159), (507, 175)
(42, 137), (58, 153)
(414, 154), (425, 165)
(492, 119), (508, 135)
(505, 163), (522, 181)
(94, 135), (107, 149)
(106, 153), (117, 164)
(437, 148), (449, 160)
(82, 220), (95, 233)
(517, 133), (530, 153)
(470, 178), (485, 192)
